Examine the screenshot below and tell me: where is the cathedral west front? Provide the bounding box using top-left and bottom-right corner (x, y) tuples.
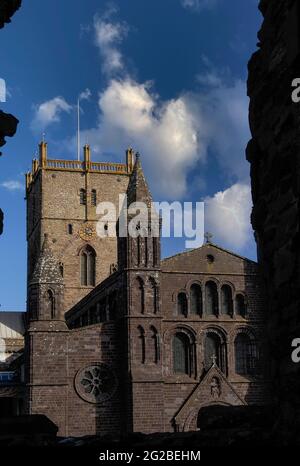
(1, 141), (268, 436)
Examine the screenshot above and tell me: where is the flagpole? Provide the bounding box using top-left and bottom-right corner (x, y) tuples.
(77, 98), (80, 161)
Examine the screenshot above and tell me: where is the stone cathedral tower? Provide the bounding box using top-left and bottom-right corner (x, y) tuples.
(25, 141), (134, 311)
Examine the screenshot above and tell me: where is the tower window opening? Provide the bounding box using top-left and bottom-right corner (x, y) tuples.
(91, 189), (97, 206)
(80, 246), (96, 286)
(80, 189), (87, 205)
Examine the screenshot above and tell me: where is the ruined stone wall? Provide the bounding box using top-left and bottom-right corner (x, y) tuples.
(247, 0), (300, 438)
(0, 0), (21, 233)
(0, 0), (21, 29)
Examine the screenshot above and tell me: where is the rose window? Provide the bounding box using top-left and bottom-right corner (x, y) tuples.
(75, 363), (117, 404)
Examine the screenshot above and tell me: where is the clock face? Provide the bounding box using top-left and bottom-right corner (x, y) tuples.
(79, 223), (96, 241)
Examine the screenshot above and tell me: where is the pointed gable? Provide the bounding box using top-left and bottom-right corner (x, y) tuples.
(174, 364), (245, 430)
(30, 233), (63, 285)
(162, 242), (258, 275)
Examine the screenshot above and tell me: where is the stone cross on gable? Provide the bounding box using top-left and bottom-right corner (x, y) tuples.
(205, 232), (213, 243)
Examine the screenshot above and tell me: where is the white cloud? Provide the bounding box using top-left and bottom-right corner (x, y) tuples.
(81, 78), (202, 198)
(1, 180), (23, 191)
(80, 73), (249, 198)
(191, 77), (250, 181)
(81, 10), (250, 200)
(197, 72), (223, 87)
(99, 79), (154, 132)
(0, 78), (6, 102)
(94, 15), (128, 76)
(31, 96), (72, 131)
(79, 88), (91, 101)
(205, 183), (253, 249)
(181, 0), (219, 11)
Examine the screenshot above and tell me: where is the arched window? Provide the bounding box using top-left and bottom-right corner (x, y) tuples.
(236, 294), (247, 317)
(80, 189), (87, 205)
(190, 284), (202, 315)
(80, 246), (96, 286)
(177, 293), (188, 317)
(150, 326), (160, 363)
(173, 333), (192, 375)
(59, 262), (64, 278)
(138, 326), (146, 364)
(150, 279), (158, 314)
(235, 333), (258, 375)
(137, 277), (145, 314)
(221, 285), (233, 315)
(204, 332), (226, 373)
(47, 289), (55, 319)
(91, 189), (97, 206)
(205, 281), (218, 316)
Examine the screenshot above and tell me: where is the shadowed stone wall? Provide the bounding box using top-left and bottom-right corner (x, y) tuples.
(0, 0), (21, 29)
(0, 0), (21, 234)
(247, 0), (300, 441)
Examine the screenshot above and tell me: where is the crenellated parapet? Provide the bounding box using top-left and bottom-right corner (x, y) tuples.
(25, 140), (135, 193)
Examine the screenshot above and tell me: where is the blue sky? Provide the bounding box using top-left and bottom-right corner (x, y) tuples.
(0, 0), (262, 311)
